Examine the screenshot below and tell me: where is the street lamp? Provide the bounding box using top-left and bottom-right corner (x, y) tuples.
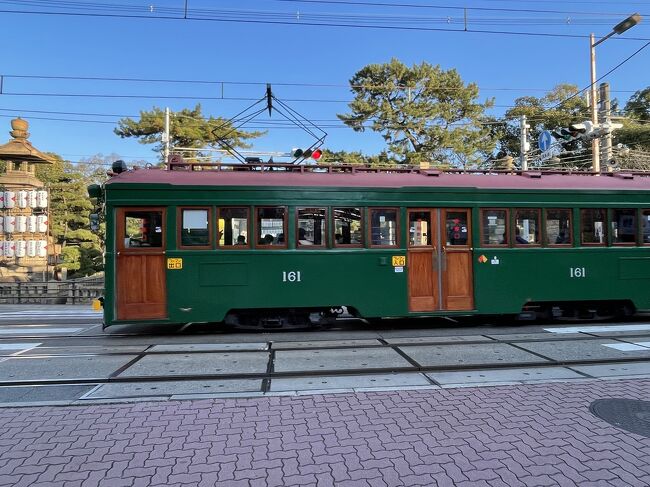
(590, 13), (641, 173)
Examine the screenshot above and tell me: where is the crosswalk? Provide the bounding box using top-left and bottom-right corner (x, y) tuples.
(0, 309), (102, 323)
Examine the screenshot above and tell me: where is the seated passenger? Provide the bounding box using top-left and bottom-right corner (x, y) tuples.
(515, 228), (529, 244)
(236, 235), (246, 245)
(555, 231), (569, 244)
(298, 228), (313, 245)
(260, 234), (274, 245)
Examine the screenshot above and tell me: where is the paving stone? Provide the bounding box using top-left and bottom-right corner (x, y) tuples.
(270, 373), (430, 392)
(383, 335), (491, 345)
(514, 340), (650, 361)
(83, 380), (263, 399)
(271, 340), (382, 349)
(0, 355), (138, 381)
(0, 385), (94, 404)
(149, 343), (268, 352)
(118, 352), (269, 377)
(399, 343), (544, 367)
(273, 348), (412, 373)
(426, 367), (583, 385)
(571, 361), (650, 378)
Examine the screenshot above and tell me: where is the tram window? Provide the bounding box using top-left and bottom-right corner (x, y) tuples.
(643, 210), (650, 245)
(409, 211), (432, 246)
(218, 207), (249, 247)
(514, 209), (540, 246)
(297, 208), (326, 248)
(256, 207), (286, 247)
(581, 209), (607, 245)
(545, 209), (572, 246)
(180, 209), (210, 247)
(123, 211), (163, 248)
(445, 211), (469, 246)
(611, 208), (637, 245)
(370, 208), (398, 247)
(481, 209), (508, 246)
(333, 208), (363, 247)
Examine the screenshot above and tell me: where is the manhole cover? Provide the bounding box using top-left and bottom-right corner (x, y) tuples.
(590, 398), (650, 438)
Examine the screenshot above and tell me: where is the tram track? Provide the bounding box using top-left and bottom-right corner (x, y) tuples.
(2, 336), (650, 389)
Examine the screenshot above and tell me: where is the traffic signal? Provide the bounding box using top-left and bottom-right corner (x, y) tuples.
(292, 147), (323, 161)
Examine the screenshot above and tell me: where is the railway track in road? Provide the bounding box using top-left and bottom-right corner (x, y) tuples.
(2, 331), (650, 389)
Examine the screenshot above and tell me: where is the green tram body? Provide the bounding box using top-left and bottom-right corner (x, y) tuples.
(100, 166), (650, 328)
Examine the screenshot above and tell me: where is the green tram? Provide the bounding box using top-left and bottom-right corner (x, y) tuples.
(95, 162), (650, 328)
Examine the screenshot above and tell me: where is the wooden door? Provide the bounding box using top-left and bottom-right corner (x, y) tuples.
(441, 209), (474, 310)
(407, 209), (439, 312)
(116, 208), (167, 320)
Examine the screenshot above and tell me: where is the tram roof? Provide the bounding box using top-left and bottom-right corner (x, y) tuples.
(105, 167), (650, 191)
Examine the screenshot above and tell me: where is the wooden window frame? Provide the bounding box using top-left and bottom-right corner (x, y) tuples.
(611, 208), (639, 247)
(408, 208), (435, 248)
(217, 206), (251, 250)
(117, 207), (166, 252)
(254, 206), (288, 249)
(177, 207), (213, 250)
(296, 207), (328, 249)
(480, 208), (509, 248)
(513, 208), (542, 248)
(332, 207), (364, 248)
(580, 208), (608, 247)
(368, 207), (400, 248)
(443, 208), (472, 248)
(544, 208), (573, 247)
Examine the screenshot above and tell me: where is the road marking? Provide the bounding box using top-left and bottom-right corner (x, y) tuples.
(0, 343), (41, 351)
(544, 324), (650, 334)
(603, 343), (650, 351)
(0, 328), (83, 335)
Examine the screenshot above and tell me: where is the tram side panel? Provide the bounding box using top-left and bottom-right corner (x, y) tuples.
(164, 250), (409, 324)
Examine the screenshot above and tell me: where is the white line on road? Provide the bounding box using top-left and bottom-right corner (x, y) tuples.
(0, 328), (83, 335)
(544, 324), (650, 334)
(0, 343), (42, 351)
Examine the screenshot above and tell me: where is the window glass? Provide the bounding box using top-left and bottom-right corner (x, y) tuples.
(333, 208), (363, 246)
(481, 209), (507, 246)
(643, 210), (650, 245)
(445, 211), (469, 246)
(256, 207), (286, 246)
(218, 208), (249, 247)
(409, 211), (432, 246)
(181, 209), (209, 247)
(297, 208), (326, 247)
(370, 209), (398, 246)
(545, 209), (572, 245)
(514, 209), (540, 245)
(581, 209), (607, 245)
(611, 209), (637, 244)
(124, 211), (163, 248)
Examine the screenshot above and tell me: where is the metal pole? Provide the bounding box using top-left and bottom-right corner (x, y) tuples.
(163, 107), (171, 164)
(600, 82), (613, 168)
(590, 34), (601, 173)
(519, 115), (528, 171)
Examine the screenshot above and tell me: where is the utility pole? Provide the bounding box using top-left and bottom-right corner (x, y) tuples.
(589, 34), (600, 173)
(163, 107), (171, 164)
(599, 82), (613, 168)
(519, 115), (529, 171)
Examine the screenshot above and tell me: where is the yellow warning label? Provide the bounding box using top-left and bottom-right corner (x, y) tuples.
(167, 258), (183, 270)
(478, 255), (488, 263)
(392, 255), (406, 267)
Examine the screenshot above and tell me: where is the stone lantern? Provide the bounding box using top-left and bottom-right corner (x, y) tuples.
(0, 118), (55, 281)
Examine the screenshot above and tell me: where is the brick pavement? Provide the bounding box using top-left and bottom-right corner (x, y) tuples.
(1, 379), (650, 486)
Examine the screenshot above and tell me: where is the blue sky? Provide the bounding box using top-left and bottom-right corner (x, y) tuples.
(0, 0), (648, 165)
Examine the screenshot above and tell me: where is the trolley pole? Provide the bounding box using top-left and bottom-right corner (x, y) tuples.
(519, 115), (529, 171)
(163, 107), (171, 164)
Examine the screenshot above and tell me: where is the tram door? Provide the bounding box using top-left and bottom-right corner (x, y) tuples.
(407, 209), (474, 312)
(115, 208), (167, 320)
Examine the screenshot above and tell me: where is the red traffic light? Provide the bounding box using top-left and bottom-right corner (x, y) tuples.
(312, 148), (323, 160)
(291, 147), (323, 160)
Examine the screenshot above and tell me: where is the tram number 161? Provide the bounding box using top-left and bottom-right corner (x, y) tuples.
(569, 267), (586, 278)
(282, 271), (302, 282)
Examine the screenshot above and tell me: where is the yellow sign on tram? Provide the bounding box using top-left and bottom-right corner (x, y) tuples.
(167, 258), (183, 270)
(391, 255), (406, 267)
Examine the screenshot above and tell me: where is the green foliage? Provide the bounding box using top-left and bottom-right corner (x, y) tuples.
(114, 104), (265, 160)
(624, 87), (650, 121)
(35, 154), (104, 277)
(496, 84), (591, 157)
(338, 59), (495, 167)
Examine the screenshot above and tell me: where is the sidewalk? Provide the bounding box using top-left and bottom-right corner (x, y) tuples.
(1, 379), (649, 487)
